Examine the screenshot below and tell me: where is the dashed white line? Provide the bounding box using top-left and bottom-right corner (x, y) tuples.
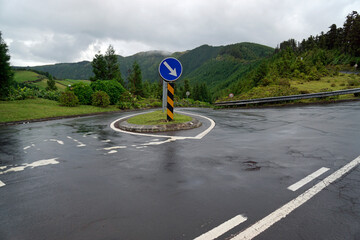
(0, 180), (5, 188)
(231, 155), (360, 240)
(49, 139), (64, 145)
(107, 150), (117, 154)
(194, 214), (248, 240)
(103, 146), (127, 151)
(288, 167), (330, 191)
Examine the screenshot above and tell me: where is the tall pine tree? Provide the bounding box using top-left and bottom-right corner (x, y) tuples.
(0, 32), (14, 100)
(91, 45), (123, 84)
(128, 61), (144, 97)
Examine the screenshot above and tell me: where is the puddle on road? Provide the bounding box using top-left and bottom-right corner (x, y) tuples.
(243, 160), (261, 171)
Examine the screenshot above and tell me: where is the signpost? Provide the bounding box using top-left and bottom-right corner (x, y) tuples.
(159, 57), (183, 121)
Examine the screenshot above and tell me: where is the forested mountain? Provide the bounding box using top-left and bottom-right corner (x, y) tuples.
(18, 50), (171, 82)
(16, 42), (273, 93)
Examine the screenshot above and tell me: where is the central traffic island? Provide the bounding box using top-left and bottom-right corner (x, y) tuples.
(114, 110), (202, 133)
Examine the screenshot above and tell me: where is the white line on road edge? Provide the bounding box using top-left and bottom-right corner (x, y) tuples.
(0, 180), (5, 187)
(194, 214), (248, 240)
(287, 167), (330, 191)
(109, 111), (216, 140)
(231, 155), (360, 240)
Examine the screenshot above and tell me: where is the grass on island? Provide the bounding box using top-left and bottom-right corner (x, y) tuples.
(127, 110), (192, 125)
(0, 98), (119, 123)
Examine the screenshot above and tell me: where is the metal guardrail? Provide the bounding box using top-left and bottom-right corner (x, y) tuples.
(214, 88), (360, 106)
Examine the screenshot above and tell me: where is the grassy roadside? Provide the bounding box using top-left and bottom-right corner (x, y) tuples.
(0, 98), (120, 123)
(218, 74), (360, 102)
(127, 110), (192, 125)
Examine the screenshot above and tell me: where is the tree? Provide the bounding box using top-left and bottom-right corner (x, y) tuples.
(46, 75), (57, 91)
(91, 52), (107, 81)
(184, 79), (191, 97)
(91, 45), (123, 84)
(0, 32), (14, 99)
(105, 45), (123, 84)
(128, 61), (144, 97)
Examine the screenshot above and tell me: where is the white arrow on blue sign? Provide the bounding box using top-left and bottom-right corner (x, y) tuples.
(159, 57), (183, 82)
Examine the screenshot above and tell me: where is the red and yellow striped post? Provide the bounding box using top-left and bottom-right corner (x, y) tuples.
(167, 82), (175, 121)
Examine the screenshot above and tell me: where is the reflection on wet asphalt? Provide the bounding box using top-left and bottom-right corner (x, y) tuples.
(0, 103), (360, 240)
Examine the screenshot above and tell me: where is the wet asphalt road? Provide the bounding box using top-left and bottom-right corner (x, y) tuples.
(0, 103), (360, 240)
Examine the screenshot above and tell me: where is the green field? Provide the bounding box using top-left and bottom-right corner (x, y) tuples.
(14, 70), (42, 83)
(30, 79), (66, 90)
(0, 98), (119, 123)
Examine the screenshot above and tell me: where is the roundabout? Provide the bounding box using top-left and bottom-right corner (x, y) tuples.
(110, 109), (216, 140)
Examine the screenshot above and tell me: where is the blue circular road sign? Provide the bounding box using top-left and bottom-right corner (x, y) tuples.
(159, 57), (183, 82)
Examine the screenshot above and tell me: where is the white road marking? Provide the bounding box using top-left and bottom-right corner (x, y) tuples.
(142, 138), (177, 146)
(194, 214), (248, 240)
(23, 146), (31, 150)
(0, 158), (59, 175)
(288, 167), (330, 191)
(101, 139), (111, 143)
(67, 136), (86, 147)
(109, 111), (216, 141)
(82, 132), (95, 137)
(107, 150), (117, 154)
(103, 146), (127, 150)
(49, 139), (64, 145)
(0, 180), (5, 187)
(0, 166), (6, 170)
(231, 155), (360, 240)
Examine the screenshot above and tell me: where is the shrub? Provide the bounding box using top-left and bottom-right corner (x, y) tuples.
(347, 79), (360, 87)
(59, 91), (79, 107)
(90, 80), (126, 104)
(116, 91), (135, 110)
(276, 79), (291, 87)
(71, 82), (93, 105)
(117, 101), (133, 110)
(38, 90), (61, 101)
(92, 91), (110, 107)
(8, 87), (38, 100)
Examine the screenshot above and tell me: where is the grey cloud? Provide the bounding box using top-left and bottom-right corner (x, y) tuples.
(1, 0), (359, 66)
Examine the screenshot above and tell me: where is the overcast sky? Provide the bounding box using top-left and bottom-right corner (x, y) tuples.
(1, 0), (359, 66)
